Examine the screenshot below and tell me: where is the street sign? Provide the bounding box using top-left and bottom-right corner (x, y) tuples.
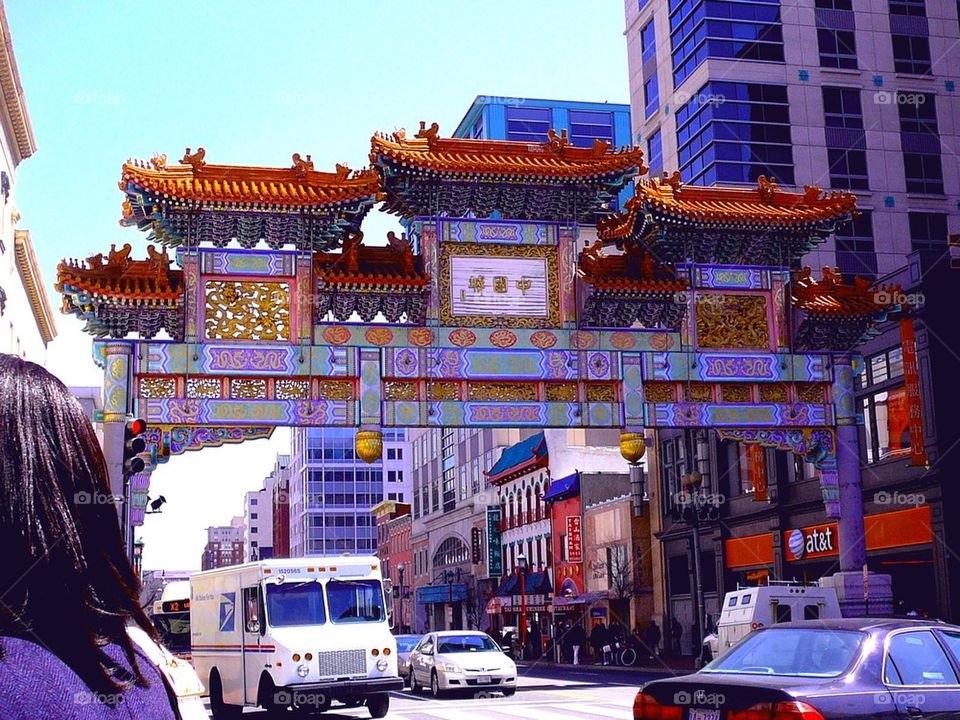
(487, 506), (502, 578)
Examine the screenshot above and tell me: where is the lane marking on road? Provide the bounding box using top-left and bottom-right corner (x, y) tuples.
(552, 702), (634, 718)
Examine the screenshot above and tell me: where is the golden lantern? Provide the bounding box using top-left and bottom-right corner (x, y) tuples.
(619, 432), (646, 465)
(355, 430), (384, 464)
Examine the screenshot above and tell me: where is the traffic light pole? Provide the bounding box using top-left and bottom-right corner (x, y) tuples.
(100, 342), (134, 517)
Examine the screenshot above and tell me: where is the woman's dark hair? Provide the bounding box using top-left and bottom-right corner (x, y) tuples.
(0, 354), (158, 694)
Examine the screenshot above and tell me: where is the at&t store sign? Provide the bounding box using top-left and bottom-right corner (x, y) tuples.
(784, 523), (837, 561)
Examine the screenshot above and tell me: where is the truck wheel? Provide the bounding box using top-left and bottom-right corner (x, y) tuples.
(209, 670), (243, 720)
(368, 693), (390, 718)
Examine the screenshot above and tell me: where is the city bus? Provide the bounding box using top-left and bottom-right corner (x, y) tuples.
(152, 579), (193, 661)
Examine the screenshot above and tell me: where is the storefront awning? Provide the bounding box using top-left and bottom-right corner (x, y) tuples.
(416, 583), (468, 605)
(543, 472), (579, 502)
(493, 574), (519, 597)
(552, 590), (608, 607)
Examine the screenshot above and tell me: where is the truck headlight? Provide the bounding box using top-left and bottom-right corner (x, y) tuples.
(376, 658), (388, 671)
(297, 664), (310, 678)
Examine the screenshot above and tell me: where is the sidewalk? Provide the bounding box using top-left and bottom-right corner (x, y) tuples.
(518, 655), (696, 675)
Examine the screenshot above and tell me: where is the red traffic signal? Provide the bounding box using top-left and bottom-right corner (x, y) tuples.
(123, 418), (147, 476)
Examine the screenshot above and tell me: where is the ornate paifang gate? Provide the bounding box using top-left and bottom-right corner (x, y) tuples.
(57, 125), (895, 580)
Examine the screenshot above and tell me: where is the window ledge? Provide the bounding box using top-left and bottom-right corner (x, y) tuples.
(819, 67), (863, 76)
(894, 73), (936, 82)
(905, 193), (948, 201)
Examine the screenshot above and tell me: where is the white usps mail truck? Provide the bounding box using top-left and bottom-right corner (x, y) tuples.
(191, 557), (402, 719)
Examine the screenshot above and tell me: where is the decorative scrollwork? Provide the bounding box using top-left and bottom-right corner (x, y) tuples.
(545, 383), (577, 402)
(204, 281), (290, 341)
(468, 382), (537, 402)
(695, 294), (770, 350)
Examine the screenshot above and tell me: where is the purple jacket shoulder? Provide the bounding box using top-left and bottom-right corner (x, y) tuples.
(0, 636), (177, 720)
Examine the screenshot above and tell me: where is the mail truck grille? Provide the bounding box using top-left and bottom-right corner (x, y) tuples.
(317, 649), (366, 678)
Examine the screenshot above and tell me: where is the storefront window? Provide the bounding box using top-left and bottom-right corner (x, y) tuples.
(862, 387), (911, 463)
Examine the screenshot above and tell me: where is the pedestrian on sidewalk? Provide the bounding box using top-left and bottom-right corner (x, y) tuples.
(529, 620), (542, 660)
(0, 355), (205, 719)
(646, 619), (662, 658)
(670, 617), (683, 656)
(569, 622), (586, 665)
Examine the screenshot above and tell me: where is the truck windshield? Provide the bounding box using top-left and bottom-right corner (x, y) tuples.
(153, 612), (191, 653)
(266, 581), (327, 627)
(326, 579), (385, 623)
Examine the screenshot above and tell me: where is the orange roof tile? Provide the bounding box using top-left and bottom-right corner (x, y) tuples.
(791, 267), (898, 318)
(314, 231), (429, 288)
(56, 244), (183, 304)
(371, 122), (646, 180)
(578, 239), (687, 293)
(598, 174), (858, 240)
(121, 150), (382, 208)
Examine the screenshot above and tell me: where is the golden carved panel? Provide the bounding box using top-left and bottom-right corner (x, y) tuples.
(205, 280), (291, 341)
(545, 383), (577, 402)
(427, 381), (460, 401)
(759, 383), (790, 403)
(720, 384), (752, 403)
(643, 383), (675, 403)
(439, 243), (561, 328)
(140, 377), (176, 398)
(797, 383), (827, 403)
(230, 378), (266, 399)
(276, 379), (309, 400)
(319, 380), (354, 401)
(385, 381), (418, 401)
(684, 383), (714, 402)
(586, 383), (617, 402)
(469, 382), (537, 402)
(187, 378), (221, 399)
(696, 294), (770, 350)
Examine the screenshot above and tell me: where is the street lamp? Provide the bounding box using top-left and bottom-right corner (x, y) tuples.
(670, 430), (719, 658)
(132, 538), (144, 580)
(397, 562), (406, 633)
(517, 551), (528, 658)
(445, 569), (455, 630)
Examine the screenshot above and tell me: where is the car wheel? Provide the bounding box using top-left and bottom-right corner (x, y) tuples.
(367, 693), (389, 718)
(431, 671), (442, 698)
(209, 670), (243, 720)
(411, 672), (423, 694)
(503, 688), (516, 697)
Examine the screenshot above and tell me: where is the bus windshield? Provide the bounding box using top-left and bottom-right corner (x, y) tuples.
(153, 612), (191, 653)
(266, 581), (327, 627)
(326, 579), (385, 624)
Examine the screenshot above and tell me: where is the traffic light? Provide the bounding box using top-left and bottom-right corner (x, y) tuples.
(123, 418), (147, 477)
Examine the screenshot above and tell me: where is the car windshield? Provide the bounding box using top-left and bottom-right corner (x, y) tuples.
(437, 635), (500, 653)
(266, 581), (326, 627)
(326, 579), (385, 623)
(395, 636), (421, 652)
(702, 628), (863, 677)
(153, 612), (190, 652)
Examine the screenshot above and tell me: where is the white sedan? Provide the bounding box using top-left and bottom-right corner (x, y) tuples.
(409, 631), (518, 698)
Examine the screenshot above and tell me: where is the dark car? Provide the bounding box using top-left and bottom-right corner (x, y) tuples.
(634, 618), (960, 720)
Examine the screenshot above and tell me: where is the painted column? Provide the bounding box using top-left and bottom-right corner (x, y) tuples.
(99, 341), (134, 507)
(833, 354), (866, 572)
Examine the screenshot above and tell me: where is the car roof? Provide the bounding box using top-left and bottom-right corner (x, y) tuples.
(761, 618), (955, 632)
(432, 630), (491, 637)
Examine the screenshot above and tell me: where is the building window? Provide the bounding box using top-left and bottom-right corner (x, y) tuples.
(250, 512), (258, 520)
(889, 0), (926, 16)
(505, 105), (551, 143)
(822, 87), (863, 129)
(835, 211), (877, 277)
(644, 74), (660, 119)
(641, 19), (656, 64)
(568, 109), (614, 149)
(898, 93), (942, 194)
(908, 212), (948, 251)
(816, 0), (852, 8)
(472, 119), (483, 139)
(433, 536), (469, 567)
(861, 387), (911, 463)
(250, 498), (258, 505)
(891, 34), (932, 75)
(817, 28), (857, 68)
(676, 81), (793, 186)
(647, 129), (663, 177)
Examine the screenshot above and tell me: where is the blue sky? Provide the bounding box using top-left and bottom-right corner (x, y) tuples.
(7, 0), (631, 570)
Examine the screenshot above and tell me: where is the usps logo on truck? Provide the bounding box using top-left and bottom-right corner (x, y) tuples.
(219, 592), (236, 632)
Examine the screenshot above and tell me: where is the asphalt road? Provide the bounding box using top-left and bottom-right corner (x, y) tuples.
(204, 664), (673, 718)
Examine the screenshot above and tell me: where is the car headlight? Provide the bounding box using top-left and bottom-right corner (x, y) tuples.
(376, 658), (388, 671)
(436, 662), (461, 673)
(297, 664), (310, 678)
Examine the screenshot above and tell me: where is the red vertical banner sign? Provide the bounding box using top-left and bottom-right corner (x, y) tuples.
(566, 516), (583, 563)
(900, 318), (928, 466)
(750, 446), (768, 501)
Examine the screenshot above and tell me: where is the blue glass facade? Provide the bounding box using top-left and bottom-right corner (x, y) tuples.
(676, 81), (793, 186)
(669, 0), (784, 86)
